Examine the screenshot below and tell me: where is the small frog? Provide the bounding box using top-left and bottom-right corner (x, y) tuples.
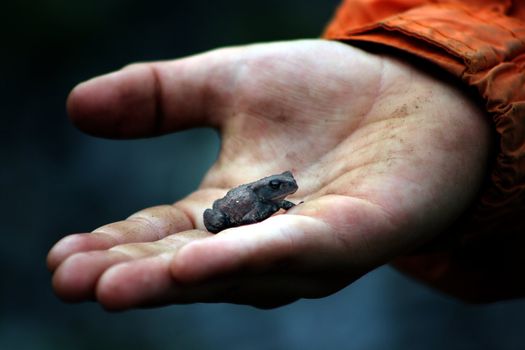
(203, 171), (299, 233)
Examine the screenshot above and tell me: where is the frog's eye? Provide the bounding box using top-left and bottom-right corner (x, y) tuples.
(269, 180), (281, 189)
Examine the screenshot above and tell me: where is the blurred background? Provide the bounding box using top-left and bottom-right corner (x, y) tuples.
(2, 0), (525, 349)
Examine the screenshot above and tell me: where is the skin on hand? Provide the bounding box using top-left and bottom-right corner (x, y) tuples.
(47, 40), (491, 310)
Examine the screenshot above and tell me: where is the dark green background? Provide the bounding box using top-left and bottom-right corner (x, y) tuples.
(2, 1), (524, 349)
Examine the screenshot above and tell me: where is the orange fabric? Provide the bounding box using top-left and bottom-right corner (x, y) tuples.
(324, 0), (525, 302)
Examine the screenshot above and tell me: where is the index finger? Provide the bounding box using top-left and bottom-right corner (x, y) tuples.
(47, 189), (223, 271)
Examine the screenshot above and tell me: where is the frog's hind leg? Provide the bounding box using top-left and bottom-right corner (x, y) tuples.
(203, 209), (230, 233)
(240, 204), (279, 225)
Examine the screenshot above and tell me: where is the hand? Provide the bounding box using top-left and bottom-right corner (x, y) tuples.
(47, 40), (491, 310)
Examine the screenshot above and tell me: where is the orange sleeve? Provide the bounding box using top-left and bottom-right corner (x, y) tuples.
(324, 0), (525, 302)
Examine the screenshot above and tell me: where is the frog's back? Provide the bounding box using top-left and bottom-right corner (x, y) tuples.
(213, 185), (256, 222)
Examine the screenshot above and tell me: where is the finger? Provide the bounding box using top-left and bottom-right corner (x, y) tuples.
(94, 196), (389, 309)
(67, 49), (235, 138)
(171, 195), (398, 285)
(96, 260), (345, 310)
(53, 230), (212, 303)
(94, 254), (304, 310)
(174, 274), (340, 308)
(95, 253), (180, 310)
(96, 263), (303, 310)
(92, 208), (335, 309)
(52, 250), (130, 302)
(47, 204), (194, 271)
(171, 213), (336, 284)
(198, 273), (348, 309)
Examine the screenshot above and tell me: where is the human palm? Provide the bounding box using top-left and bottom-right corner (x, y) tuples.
(48, 40), (490, 309)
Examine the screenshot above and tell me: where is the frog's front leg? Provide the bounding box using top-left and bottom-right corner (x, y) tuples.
(280, 200), (296, 210)
(203, 209), (231, 233)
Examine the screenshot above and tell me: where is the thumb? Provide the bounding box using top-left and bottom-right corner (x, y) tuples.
(67, 49), (235, 138)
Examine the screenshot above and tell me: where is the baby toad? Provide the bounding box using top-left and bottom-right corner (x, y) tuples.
(203, 171), (298, 233)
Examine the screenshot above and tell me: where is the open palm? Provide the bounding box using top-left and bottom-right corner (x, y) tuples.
(48, 40), (490, 310)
